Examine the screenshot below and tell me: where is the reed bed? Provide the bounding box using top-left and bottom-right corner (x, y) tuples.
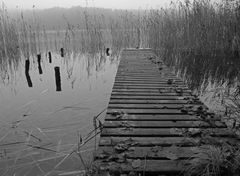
(143, 0), (240, 90)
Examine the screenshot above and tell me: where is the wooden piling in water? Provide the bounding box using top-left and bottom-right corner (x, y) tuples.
(25, 59), (32, 87)
(60, 48), (64, 57)
(106, 48), (110, 56)
(54, 66), (61, 91)
(48, 52), (52, 63)
(37, 54), (43, 75)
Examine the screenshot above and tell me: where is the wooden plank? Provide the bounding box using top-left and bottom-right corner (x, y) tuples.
(118, 65), (157, 68)
(107, 103), (207, 109)
(103, 121), (225, 128)
(109, 99), (192, 104)
(94, 160), (183, 173)
(113, 86), (187, 90)
(112, 90), (192, 94)
(114, 80), (183, 84)
(108, 104), (188, 109)
(111, 92), (191, 96)
(119, 61), (163, 63)
(118, 67), (162, 69)
(116, 72), (175, 75)
(114, 83), (185, 86)
(114, 80), (183, 83)
(118, 70), (160, 73)
(117, 67), (160, 70)
(99, 136), (200, 146)
(113, 83), (187, 87)
(117, 70), (160, 73)
(112, 88), (191, 93)
(101, 128), (232, 137)
(113, 86), (189, 90)
(115, 75), (178, 79)
(118, 67), (159, 70)
(107, 109), (183, 114)
(115, 77), (182, 81)
(115, 77), (180, 80)
(110, 95), (190, 100)
(116, 73), (176, 77)
(96, 146), (197, 159)
(105, 114), (200, 121)
(118, 65), (158, 67)
(99, 136), (239, 147)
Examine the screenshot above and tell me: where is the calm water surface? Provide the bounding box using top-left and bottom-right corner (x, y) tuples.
(0, 51), (119, 175)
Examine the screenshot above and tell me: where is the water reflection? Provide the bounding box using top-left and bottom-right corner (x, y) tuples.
(0, 49), (119, 175)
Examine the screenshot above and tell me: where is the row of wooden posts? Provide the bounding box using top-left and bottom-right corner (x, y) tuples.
(25, 48), (65, 91)
(25, 47), (111, 90)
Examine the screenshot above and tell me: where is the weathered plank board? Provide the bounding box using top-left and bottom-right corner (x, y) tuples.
(114, 80), (183, 83)
(94, 49), (231, 175)
(94, 160), (183, 173)
(99, 136), (238, 147)
(110, 96), (191, 100)
(107, 109), (183, 114)
(101, 128), (231, 137)
(99, 136), (200, 146)
(111, 92), (191, 96)
(103, 121), (225, 128)
(96, 146), (197, 159)
(108, 104), (194, 109)
(105, 114), (201, 121)
(113, 86), (189, 90)
(109, 99), (194, 104)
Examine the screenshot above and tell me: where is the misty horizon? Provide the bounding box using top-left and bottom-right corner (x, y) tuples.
(3, 0), (171, 10)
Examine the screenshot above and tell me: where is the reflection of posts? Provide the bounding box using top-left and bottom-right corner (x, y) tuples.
(37, 54), (43, 74)
(48, 52), (52, 63)
(25, 59), (33, 87)
(54, 66), (62, 91)
(60, 48), (64, 57)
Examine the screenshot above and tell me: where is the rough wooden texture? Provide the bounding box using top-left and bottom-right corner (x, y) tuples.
(94, 49), (233, 175)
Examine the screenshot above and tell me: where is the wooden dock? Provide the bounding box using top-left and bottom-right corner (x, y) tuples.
(94, 49), (233, 175)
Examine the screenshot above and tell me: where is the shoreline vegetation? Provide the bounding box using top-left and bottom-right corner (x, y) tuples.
(0, 0), (239, 175)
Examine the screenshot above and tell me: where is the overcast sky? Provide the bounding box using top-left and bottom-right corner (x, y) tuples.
(3, 0), (172, 9)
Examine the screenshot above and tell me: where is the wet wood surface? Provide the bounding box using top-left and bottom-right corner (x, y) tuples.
(94, 49), (233, 175)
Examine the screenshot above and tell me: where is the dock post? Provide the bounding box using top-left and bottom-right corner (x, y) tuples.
(54, 66), (62, 91)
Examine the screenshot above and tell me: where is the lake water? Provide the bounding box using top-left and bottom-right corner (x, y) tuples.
(0, 51), (119, 175)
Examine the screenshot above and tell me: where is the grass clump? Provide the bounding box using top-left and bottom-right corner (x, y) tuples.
(184, 144), (240, 176)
